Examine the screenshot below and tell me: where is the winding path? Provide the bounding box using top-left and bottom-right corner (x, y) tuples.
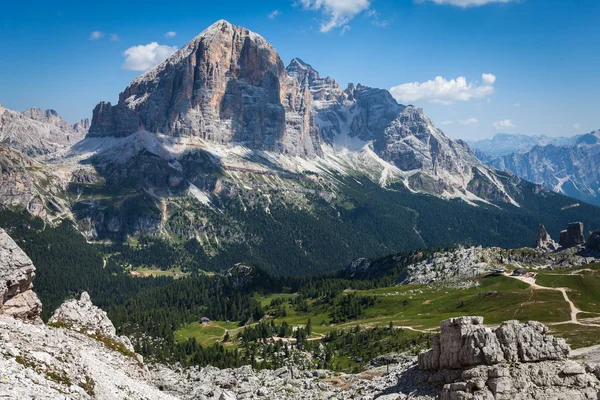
(506, 273), (600, 327)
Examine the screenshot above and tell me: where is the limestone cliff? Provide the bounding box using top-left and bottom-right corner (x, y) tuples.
(0, 228), (42, 322)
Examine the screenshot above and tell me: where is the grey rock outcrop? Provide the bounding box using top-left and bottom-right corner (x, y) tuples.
(535, 223), (558, 250)
(49, 291), (134, 352)
(418, 317), (600, 400)
(0, 228), (42, 322)
(418, 316), (569, 371)
(560, 222), (585, 248)
(587, 230), (600, 252)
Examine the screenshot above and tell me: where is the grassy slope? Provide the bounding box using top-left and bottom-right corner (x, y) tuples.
(175, 274), (577, 347)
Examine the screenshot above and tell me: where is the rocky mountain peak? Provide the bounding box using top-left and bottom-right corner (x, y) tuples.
(89, 20), (320, 156)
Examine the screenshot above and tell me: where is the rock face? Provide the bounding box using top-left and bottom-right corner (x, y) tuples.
(86, 20), (517, 204)
(535, 223), (558, 250)
(285, 58), (513, 203)
(0, 312), (173, 399)
(418, 317), (600, 400)
(418, 316), (569, 371)
(587, 230), (600, 252)
(560, 222), (585, 248)
(0, 228), (42, 322)
(49, 292), (134, 352)
(88, 20), (320, 157)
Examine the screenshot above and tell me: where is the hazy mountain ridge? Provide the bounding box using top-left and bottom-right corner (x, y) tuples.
(469, 132), (579, 158)
(477, 130), (600, 206)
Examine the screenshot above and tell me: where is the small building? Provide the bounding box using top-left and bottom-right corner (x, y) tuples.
(201, 317), (210, 325)
(491, 268), (505, 276)
(512, 268), (527, 276)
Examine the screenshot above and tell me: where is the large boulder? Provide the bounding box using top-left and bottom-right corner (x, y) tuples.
(0, 228), (42, 322)
(418, 316), (569, 371)
(587, 230), (600, 252)
(49, 292), (134, 352)
(559, 222), (585, 248)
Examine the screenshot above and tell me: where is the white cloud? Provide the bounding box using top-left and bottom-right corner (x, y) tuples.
(574, 123), (581, 129)
(298, 0), (371, 32)
(164, 31), (177, 38)
(122, 42), (178, 71)
(419, 0), (519, 7)
(340, 25), (352, 35)
(440, 120), (454, 125)
(514, 102), (521, 107)
(460, 118), (479, 125)
(389, 73), (496, 105)
(493, 119), (515, 130)
(110, 33), (120, 41)
(367, 9), (390, 27)
(89, 31), (104, 40)
(268, 10), (281, 19)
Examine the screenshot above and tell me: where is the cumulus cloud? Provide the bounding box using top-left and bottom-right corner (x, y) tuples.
(493, 119), (515, 130)
(298, 0), (371, 32)
(460, 118), (479, 125)
(109, 33), (120, 41)
(418, 0), (519, 7)
(389, 73), (496, 105)
(269, 10), (281, 19)
(164, 31), (177, 38)
(122, 42), (178, 71)
(89, 31), (104, 40)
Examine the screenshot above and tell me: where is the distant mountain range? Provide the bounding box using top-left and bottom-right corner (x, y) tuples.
(473, 131), (600, 206)
(1, 20), (600, 274)
(468, 133), (579, 158)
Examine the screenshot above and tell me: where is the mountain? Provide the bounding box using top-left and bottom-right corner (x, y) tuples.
(469, 132), (578, 158)
(0, 105), (86, 157)
(88, 20), (320, 157)
(1, 20), (600, 275)
(483, 130), (600, 206)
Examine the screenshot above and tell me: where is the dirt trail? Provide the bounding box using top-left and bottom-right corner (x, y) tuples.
(507, 273), (600, 327)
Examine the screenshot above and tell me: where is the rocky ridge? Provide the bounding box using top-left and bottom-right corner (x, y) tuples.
(85, 19), (516, 205)
(0, 105), (85, 158)
(481, 129), (600, 206)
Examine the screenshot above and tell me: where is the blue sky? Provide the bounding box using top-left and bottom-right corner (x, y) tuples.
(0, 0), (598, 140)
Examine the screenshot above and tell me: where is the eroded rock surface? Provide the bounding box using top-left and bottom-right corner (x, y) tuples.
(418, 317), (599, 400)
(536, 223), (558, 250)
(560, 222), (585, 248)
(49, 291), (134, 352)
(0, 228), (42, 322)
(418, 317), (569, 371)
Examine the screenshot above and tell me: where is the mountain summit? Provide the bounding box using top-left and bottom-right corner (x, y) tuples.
(88, 20), (516, 204)
(89, 20), (320, 157)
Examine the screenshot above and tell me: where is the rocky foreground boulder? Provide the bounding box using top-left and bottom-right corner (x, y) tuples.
(418, 316), (600, 400)
(49, 291), (135, 353)
(0, 228), (42, 322)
